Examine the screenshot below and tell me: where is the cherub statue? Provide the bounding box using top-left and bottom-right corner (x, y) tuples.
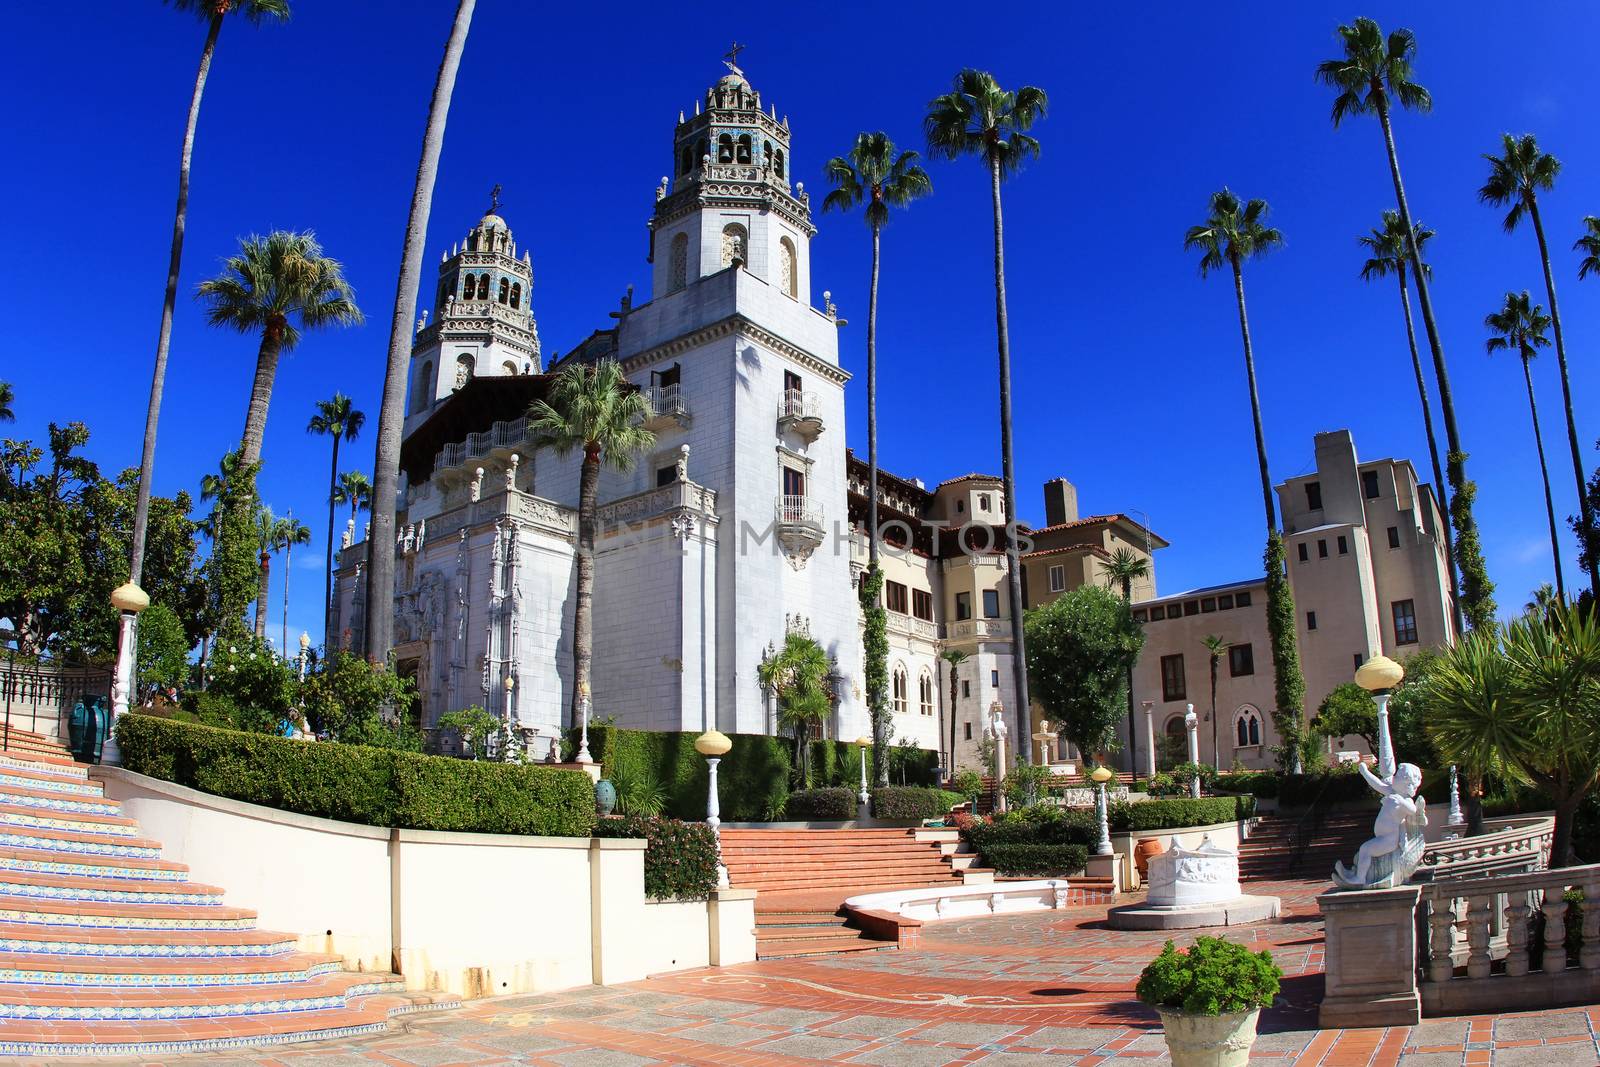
(1335, 762), (1427, 887)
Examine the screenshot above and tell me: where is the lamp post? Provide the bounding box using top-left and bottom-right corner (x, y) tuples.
(855, 734), (872, 812)
(574, 680), (593, 764)
(1091, 763), (1114, 856)
(695, 729), (732, 887)
(503, 675), (516, 759)
(297, 632), (311, 682)
(1183, 703), (1200, 798)
(1354, 654), (1404, 781)
(1141, 700), (1156, 779)
(101, 582), (149, 766)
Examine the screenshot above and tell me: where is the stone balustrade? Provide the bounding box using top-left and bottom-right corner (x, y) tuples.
(435, 416), (529, 473)
(1421, 815), (1554, 881)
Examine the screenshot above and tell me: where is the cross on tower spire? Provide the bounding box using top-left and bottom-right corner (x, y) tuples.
(722, 41), (745, 75)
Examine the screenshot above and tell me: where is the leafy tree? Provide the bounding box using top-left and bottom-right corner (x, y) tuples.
(0, 382), (12, 423)
(204, 623), (295, 732)
(364, 0), (476, 665)
(942, 647), (969, 776)
(823, 130), (931, 784)
(1104, 546), (1150, 770)
(1480, 134), (1598, 598)
(307, 392), (364, 640)
(1317, 16), (1496, 629)
(757, 632), (834, 785)
(1311, 682), (1378, 751)
(1386, 648), (1442, 770)
(1358, 211), (1461, 633)
(925, 69), (1048, 757)
(300, 650), (417, 747)
(135, 603), (190, 699)
(1200, 634), (1227, 765)
(436, 705), (500, 759)
(528, 359), (655, 729)
(1485, 291), (1565, 600)
(200, 460), (261, 639)
(127, 0), (290, 596)
(1185, 190), (1307, 770)
(1025, 585), (1144, 761)
(334, 469), (371, 542)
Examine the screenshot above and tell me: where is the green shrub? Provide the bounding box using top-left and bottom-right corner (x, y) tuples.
(302, 651), (418, 748)
(1136, 937), (1281, 1016)
(980, 842), (1089, 876)
(871, 786), (962, 821)
(1003, 763), (1056, 807)
(570, 725), (793, 822)
(1110, 796), (1253, 833)
(952, 769), (984, 800)
(1212, 770), (1281, 799)
(593, 814), (719, 901)
(785, 787), (858, 820)
(962, 806), (1097, 852)
(118, 713), (594, 836)
(1277, 767), (1369, 808)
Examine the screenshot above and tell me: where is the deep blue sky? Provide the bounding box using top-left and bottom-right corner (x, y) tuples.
(6, 2), (1599, 647)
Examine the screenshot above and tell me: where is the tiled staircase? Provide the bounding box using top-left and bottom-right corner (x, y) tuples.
(721, 827), (989, 959)
(1238, 810), (1373, 881)
(0, 727), (453, 1057)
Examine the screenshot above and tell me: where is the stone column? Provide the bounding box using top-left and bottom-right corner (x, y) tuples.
(1142, 701), (1156, 778)
(1184, 704), (1200, 798)
(1318, 885), (1422, 1027)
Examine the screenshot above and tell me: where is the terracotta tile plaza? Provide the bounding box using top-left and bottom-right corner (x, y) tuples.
(46, 878), (1600, 1067)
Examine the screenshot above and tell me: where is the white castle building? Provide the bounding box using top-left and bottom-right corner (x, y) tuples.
(332, 60), (865, 756)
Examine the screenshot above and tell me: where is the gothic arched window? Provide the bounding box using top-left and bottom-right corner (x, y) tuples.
(498, 278), (510, 304)
(893, 667), (908, 715)
(720, 224), (747, 270)
(1235, 707), (1263, 748)
(763, 141), (772, 168)
(454, 354), (475, 391)
(669, 233), (689, 293)
(775, 148), (786, 179)
(779, 237), (798, 299)
(717, 134), (734, 163)
(412, 361), (432, 414)
(919, 673), (934, 716)
(462, 274), (475, 300)
(476, 274), (490, 300)
(502, 360), (518, 376)
(510, 283), (521, 309)
(736, 134), (752, 164)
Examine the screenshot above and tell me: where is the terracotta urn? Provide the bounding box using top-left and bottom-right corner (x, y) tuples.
(1134, 835), (1167, 879)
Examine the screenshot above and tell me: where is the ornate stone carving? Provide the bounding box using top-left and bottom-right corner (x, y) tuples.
(1334, 763), (1428, 890)
(1146, 836), (1242, 907)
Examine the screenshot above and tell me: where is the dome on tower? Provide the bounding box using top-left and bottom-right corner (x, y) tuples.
(477, 212), (507, 232)
(716, 70), (749, 91)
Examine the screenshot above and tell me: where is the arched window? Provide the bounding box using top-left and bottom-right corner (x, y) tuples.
(1234, 707), (1263, 748)
(736, 134), (752, 164)
(919, 673), (934, 716)
(669, 233), (689, 292)
(892, 667), (908, 715)
(510, 283), (521, 309)
(502, 360), (518, 376)
(412, 361), (432, 414)
(498, 278), (510, 304)
(774, 148), (785, 179)
(717, 134), (734, 163)
(454, 353), (474, 390)
(720, 224), (747, 269)
(763, 141), (772, 169)
(476, 274), (490, 300)
(779, 237), (798, 299)
(462, 274), (475, 300)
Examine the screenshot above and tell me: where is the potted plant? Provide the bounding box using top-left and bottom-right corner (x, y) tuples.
(1135, 937), (1281, 1067)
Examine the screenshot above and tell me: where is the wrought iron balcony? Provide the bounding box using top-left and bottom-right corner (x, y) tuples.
(777, 389), (824, 441)
(433, 416), (529, 474)
(644, 384), (689, 430)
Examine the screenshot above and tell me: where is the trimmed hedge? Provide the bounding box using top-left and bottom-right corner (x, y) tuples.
(1212, 770), (1281, 799)
(1110, 796), (1255, 833)
(980, 843), (1090, 876)
(962, 806), (1097, 852)
(118, 713), (595, 836)
(870, 786), (963, 822)
(785, 787), (858, 820)
(593, 814), (719, 900)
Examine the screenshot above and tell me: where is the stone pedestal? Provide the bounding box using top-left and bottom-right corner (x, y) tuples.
(1318, 884), (1422, 1028)
(1108, 836), (1280, 930)
(1084, 852), (1123, 894)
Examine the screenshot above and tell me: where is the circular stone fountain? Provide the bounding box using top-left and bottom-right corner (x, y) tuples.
(1107, 835), (1280, 930)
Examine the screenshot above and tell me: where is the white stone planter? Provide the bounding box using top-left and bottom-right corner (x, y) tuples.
(1155, 1006), (1259, 1067)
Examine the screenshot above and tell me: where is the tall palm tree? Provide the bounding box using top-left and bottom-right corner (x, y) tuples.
(1184, 188), (1307, 771)
(925, 69), (1048, 759)
(197, 449), (243, 541)
(822, 131), (933, 777)
(1485, 291), (1565, 601)
(307, 393), (365, 639)
(0, 381), (13, 423)
(1359, 211), (1463, 635)
(128, 0), (290, 591)
(276, 513), (311, 655)
(364, 0), (475, 665)
(334, 470), (371, 544)
(1103, 546), (1150, 771)
(1480, 134), (1597, 597)
(1201, 634), (1227, 768)
(1577, 217), (1600, 280)
(1525, 582), (1558, 619)
(196, 231), (362, 471)
(1317, 16), (1496, 629)
(528, 360), (655, 731)
(941, 647), (970, 778)
(253, 508), (285, 640)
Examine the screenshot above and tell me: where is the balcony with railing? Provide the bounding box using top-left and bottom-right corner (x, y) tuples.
(645, 383), (689, 430)
(434, 416), (529, 474)
(777, 389), (824, 441)
(775, 494), (824, 568)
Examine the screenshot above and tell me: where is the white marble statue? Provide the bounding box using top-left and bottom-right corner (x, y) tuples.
(1333, 762), (1427, 889)
(1146, 835), (1242, 908)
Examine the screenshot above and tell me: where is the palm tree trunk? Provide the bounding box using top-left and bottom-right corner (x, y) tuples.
(1375, 93), (1496, 628)
(1527, 197), (1599, 597)
(364, 0), (475, 665)
(988, 155), (1031, 761)
(1396, 266), (1463, 636)
(323, 434), (340, 646)
(238, 326), (284, 468)
(282, 542), (291, 656)
(947, 662), (959, 767)
(867, 222), (881, 571)
(255, 552), (270, 639)
(1122, 577), (1135, 773)
(1521, 356), (1567, 601)
(1229, 258), (1277, 532)
(129, 12), (224, 586)
(1209, 657), (1218, 767)
(571, 446), (600, 729)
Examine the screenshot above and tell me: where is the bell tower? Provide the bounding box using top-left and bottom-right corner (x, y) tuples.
(405, 187), (542, 431)
(647, 48), (816, 304)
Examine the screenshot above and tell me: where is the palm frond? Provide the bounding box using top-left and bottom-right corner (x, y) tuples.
(528, 360), (656, 472)
(1575, 216), (1600, 280)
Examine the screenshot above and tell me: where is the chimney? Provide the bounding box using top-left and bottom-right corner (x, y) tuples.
(1043, 478), (1078, 527)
